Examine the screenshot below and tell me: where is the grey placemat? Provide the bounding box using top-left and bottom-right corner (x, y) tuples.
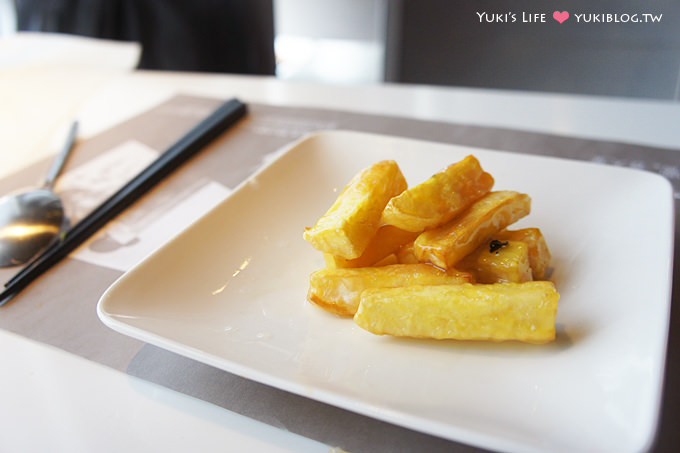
(1, 95), (677, 452)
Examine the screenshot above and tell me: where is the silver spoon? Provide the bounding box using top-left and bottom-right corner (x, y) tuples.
(0, 121), (78, 267)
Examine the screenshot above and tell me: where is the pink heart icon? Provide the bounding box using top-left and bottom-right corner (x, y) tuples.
(553, 11), (569, 23)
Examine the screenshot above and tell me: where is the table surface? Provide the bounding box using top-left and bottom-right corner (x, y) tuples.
(1, 33), (678, 453)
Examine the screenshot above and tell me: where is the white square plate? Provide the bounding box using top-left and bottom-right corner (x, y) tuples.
(98, 130), (674, 452)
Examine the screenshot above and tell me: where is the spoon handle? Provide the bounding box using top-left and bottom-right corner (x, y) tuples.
(43, 120), (79, 190)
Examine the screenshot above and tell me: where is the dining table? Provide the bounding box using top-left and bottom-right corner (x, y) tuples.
(1, 32), (678, 453)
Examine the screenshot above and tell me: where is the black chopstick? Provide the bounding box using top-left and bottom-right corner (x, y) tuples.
(0, 98), (247, 307)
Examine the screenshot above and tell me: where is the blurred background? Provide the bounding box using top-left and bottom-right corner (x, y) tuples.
(1, 0), (679, 100)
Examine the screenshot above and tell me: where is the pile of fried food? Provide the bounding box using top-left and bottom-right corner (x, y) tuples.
(303, 155), (559, 344)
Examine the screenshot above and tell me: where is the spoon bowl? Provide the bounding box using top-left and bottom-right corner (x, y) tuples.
(0, 121), (77, 267)
(0, 190), (65, 266)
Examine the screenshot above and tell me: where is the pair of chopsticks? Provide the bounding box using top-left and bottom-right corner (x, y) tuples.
(0, 98), (247, 307)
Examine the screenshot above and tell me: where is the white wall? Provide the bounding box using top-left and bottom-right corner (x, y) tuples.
(273, 0), (388, 83)
(274, 0), (386, 41)
(0, 0), (17, 36)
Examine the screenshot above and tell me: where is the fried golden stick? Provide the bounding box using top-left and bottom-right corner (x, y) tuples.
(458, 240), (533, 284)
(307, 263), (472, 317)
(494, 228), (551, 280)
(395, 242), (419, 264)
(324, 225), (419, 268)
(381, 155), (494, 232)
(304, 160), (407, 259)
(354, 282), (559, 343)
(414, 191), (531, 269)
